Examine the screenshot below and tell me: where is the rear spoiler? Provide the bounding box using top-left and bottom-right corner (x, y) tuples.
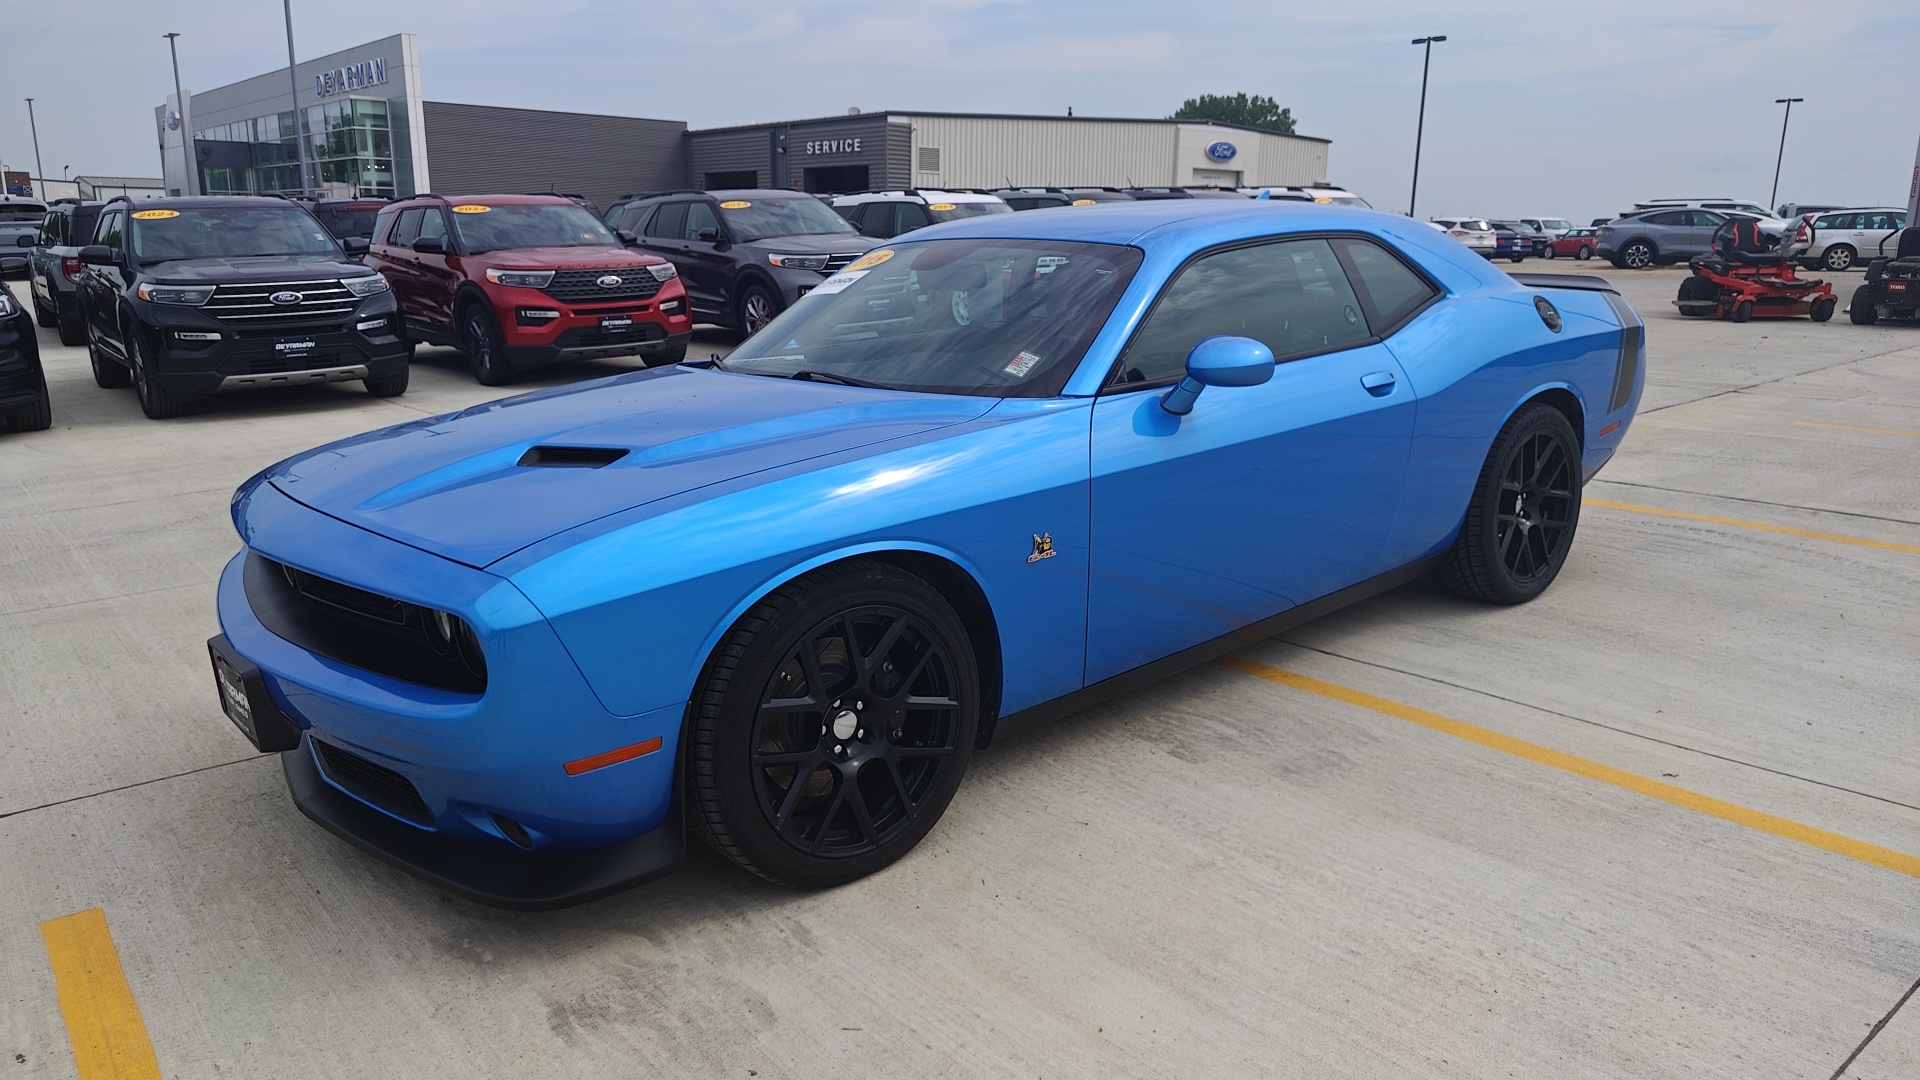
(1508, 272), (1618, 294)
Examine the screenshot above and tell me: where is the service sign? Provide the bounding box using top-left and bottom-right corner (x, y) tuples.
(804, 138), (863, 156)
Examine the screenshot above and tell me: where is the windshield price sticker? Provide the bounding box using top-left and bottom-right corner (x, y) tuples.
(1071, 199), (1097, 207)
(928, 203), (958, 212)
(1003, 351), (1042, 377)
(719, 201), (752, 209)
(131, 209), (180, 219)
(451, 204), (491, 214)
(844, 249), (894, 273)
(809, 270), (869, 296)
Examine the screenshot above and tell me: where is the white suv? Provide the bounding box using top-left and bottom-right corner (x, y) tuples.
(1430, 217), (1497, 255)
(1792, 208), (1908, 272)
(1516, 216), (1574, 238)
(832, 190), (1012, 240)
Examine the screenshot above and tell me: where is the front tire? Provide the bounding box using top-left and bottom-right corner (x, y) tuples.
(1731, 300), (1754, 323)
(459, 303), (512, 386)
(737, 282), (779, 336)
(3, 387), (52, 432)
(363, 366), (409, 397)
(1822, 245), (1856, 272)
(642, 339), (688, 367)
(1575, 245), (1593, 261)
(1849, 286), (1879, 325)
(129, 329), (187, 419)
(1810, 297), (1836, 323)
(87, 330), (132, 389)
(1435, 403), (1582, 605)
(689, 559), (979, 888)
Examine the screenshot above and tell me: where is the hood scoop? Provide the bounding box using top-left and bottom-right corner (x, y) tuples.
(517, 445), (630, 469)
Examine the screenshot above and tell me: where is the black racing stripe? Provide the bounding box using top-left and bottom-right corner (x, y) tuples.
(1601, 292), (1642, 412)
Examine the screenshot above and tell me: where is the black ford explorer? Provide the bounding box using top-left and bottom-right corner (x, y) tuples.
(76, 196), (409, 419)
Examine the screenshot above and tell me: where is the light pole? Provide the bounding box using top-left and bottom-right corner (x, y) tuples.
(163, 33), (192, 196)
(1408, 35), (1447, 219)
(282, 0), (311, 197)
(24, 99), (45, 199)
(1770, 97), (1803, 212)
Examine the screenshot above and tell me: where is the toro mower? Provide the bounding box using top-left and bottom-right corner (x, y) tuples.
(1848, 226), (1920, 324)
(1675, 217), (1837, 323)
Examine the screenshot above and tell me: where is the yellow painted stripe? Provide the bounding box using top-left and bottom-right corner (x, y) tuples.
(1216, 655), (1920, 878)
(1792, 420), (1920, 438)
(39, 909), (162, 1080)
(1585, 497), (1920, 556)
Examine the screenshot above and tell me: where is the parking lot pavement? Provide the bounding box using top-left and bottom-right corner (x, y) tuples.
(3, 296), (1917, 1078)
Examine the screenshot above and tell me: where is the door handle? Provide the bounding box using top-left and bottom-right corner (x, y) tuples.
(1360, 371), (1397, 396)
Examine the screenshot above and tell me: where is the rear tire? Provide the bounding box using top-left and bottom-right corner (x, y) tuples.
(34, 295), (57, 328)
(1617, 240), (1654, 270)
(1731, 300), (1754, 323)
(1849, 286), (1878, 324)
(88, 330), (131, 389)
(689, 559), (979, 888)
(57, 302), (85, 346)
(1542, 245), (1556, 260)
(1434, 403), (1582, 605)
(1810, 297), (1836, 323)
(459, 303), (512, 386)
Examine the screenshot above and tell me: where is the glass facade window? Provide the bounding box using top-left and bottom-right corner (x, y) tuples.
(194, 96), (401, 198)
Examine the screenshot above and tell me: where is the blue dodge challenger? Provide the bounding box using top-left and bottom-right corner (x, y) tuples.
(208, 202), (1644, 907)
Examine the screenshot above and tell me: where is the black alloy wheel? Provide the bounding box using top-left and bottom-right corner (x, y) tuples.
(87, 327), (131, 388)
(1436, 403), (1582, 604)
(128, 328), (185, 419)
(1849, 285), (1878, 325)
(1618, 241), (1655, 269)
(689, 560), (978, 887)
(738, 282), (778, 336)
(1822, 245), (1856, 272)
(461, 304), (512, 386)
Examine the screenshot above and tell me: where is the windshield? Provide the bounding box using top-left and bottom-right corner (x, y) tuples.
(929, 201), (1013, 223)
(130, 206), (338, 262)
(717, 197), (858, 241)
(1541, 219), (1571, 230)
(723, 238), (1143, 397)
(449, 203), (616, 254)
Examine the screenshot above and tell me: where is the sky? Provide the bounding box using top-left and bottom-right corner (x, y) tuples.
(2, 0), (1916, 225)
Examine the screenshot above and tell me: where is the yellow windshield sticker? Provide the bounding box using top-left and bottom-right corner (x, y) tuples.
(928, 203), (958, 212)
(1314, 197), (1333, 204)
(1071, 199), (1097, 207)
(131, 209), (179, 219)
(451, 204), (492, 214)
(719, 200), (752, 209)
(844, 249), (894, 272)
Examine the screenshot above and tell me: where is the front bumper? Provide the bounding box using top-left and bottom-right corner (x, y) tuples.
(138, 294), (409, 399)
(215, 482), (688, 907)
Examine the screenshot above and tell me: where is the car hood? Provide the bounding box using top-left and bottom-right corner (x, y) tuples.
(474, 246), (668, 270)
(739, 232), (870, 254)
(144, 255), (370, 283)
(264, 366), (995, 568)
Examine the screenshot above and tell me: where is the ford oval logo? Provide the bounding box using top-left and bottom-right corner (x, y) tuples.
(1205, 141), (1238, 162)
(596, 274), (623, 288)
(269, 290), (303, 305)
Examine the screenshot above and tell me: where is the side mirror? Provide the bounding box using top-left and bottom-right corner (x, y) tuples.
(15, 234), (33, 248)
(616, 229), (638, 246)
(411, 235), (446, 255)
(696, 227), (720, 243)
(1161, 335), (1275, 415)
(341, 237), (370, 255)
(79, 245), (115, 266)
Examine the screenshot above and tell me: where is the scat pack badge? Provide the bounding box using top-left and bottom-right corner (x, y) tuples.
(1027, 533), (1056, 563)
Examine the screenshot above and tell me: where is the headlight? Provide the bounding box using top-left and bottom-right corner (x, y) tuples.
(342, 274), (390, 297)
(0, 290), (14, 318)
(767, 253), (829, 271)
(136, 284), (214, 305)
(485, 268), (555, 287)
(647, 262), (678, 282)
(421, 606), (485, 676)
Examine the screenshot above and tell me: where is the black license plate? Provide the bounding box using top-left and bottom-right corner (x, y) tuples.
(207, 635), (302, 752)
(599, 315), (633, 331)
(212, 650), (259, 743)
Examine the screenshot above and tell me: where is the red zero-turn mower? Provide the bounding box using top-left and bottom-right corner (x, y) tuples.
(1675, 217), (1837, 323)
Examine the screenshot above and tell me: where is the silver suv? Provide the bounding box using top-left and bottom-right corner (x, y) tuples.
(1597, 208), (1757, 269)
(1792, 208), (1907, 272)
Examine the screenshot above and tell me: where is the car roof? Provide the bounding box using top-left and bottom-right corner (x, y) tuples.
(834, 190), (1006, 204)
(396, 194), (575, 207)
(101, 195), (303, 210)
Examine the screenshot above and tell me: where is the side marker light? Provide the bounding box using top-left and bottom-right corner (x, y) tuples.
(1598, 421), (1621, 438)
(563, 737), (663, 776)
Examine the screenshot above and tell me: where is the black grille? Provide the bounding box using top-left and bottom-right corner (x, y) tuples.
(823, 253), (867, 273)
(202, 280), (358, 325)
(314, 741), (432, 825)
(541, 268), (663, 303)
(244, 554), (486, 694)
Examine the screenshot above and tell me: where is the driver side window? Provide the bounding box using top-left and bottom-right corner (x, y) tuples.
(684, 202), (719, 241)
(418, 209), (449, 243)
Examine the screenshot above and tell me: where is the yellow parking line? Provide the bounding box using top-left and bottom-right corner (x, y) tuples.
(1792, 420), (1920, 438)
(39, 909), (162, 1080)
(1584, 497), (1920, 556)
(1215, 656), (1920, 879)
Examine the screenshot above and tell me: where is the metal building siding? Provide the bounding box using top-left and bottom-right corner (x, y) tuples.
(690, 131), (776, 188)
(896, 115), (1178, 188)
(883, 123), (913, 188)
(421, 101), (688, 208)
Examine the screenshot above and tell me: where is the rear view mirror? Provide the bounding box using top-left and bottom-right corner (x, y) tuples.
(411, 236), (445, 255)
(79, 245), (115, 266)
(1161, 335), (1275, 415)
(15, 234), (32, 248)
(341, 237), (370, 255)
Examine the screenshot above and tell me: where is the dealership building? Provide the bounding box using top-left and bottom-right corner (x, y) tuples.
(159, 34), (1329, 207)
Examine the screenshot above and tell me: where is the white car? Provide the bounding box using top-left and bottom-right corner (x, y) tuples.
(1791, 207), (1909, 272)
(1516, 216), (1574, 238)
(832, 190), (1011, 240)
(1430, 217), (1498, 255)
(1240, 186), (1371, 207)
(1633, 199), (1788, 233)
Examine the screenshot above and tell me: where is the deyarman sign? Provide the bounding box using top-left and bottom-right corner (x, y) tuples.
(315, 58), (387, 98)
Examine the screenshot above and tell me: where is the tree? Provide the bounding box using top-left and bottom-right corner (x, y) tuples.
(1171, 93), (1296, 135)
